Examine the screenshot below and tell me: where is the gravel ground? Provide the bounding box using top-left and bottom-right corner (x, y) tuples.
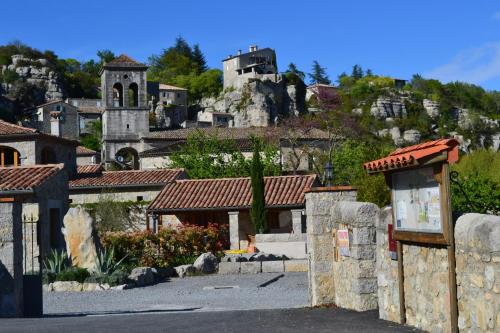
(44, 272), (308, 315)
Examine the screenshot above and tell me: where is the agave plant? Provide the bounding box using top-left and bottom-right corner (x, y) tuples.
(43, 249), (70, 274)
(94, 247), (127, 275)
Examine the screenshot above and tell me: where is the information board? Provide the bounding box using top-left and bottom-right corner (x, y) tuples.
(391, 167), (442, 233)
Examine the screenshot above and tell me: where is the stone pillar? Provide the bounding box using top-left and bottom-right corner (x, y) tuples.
(0, 200), (24, 317)
(228, 211), (240, 250)
(291, 209), (304, 234)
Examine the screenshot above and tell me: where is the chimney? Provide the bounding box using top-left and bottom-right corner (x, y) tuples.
(50, 113), (61, 137)
(237, 49), (242, 55)
(249, 45), (258, 52)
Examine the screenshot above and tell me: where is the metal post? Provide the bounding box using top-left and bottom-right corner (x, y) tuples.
(397, 240), (406, 324)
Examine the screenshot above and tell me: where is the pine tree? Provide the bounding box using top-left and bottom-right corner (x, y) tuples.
(192, 44), (207, 74)
(250, 138), (267, 233)
(351, 64), (364, 80)
(286, 63), (305, 80)
(308, 61), (331, 85)
(365, 69), (373, 77)
(173, 36), (192, 58)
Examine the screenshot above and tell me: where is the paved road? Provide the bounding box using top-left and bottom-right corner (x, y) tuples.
(0, 308), (418, 333)
(44, 273), (309, 315)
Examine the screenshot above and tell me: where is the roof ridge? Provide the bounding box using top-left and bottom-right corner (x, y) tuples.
(0, 163), (63, 170)
(174, 174), (316, 182)
(102, 168), (184, 174)
(0, 119), (38, 133)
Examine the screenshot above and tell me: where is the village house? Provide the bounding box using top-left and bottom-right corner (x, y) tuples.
(24, 100), (80, 140)
(0, 119), (77, 176)
(223, 45), (279, 89)
(76, 146), (100, 165)
(66, 98), (103, 135)
(147, 174), (319, 258)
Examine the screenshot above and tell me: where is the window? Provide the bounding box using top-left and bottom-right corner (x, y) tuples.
(176, 93), (180, 98)
(128, 83), (139, 107)
(126, 124), (130, 129)
(136, 196), (143, 202)
(0, 146), (21, 167)
(112, 82), (124, 107)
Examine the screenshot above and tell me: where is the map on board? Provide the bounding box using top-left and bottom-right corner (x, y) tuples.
(392, 167), (442, 233)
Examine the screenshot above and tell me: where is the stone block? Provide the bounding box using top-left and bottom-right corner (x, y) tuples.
(52, 281), (83, 292)
(352, 278), (377, 294)
(284, 259), (308, 272)
(262, 260), (285, 273)
(218, 262), (240, 275)
(240, 261), (261, 274)
(350, 245), (376, 260)
(351, 227), (376, 245)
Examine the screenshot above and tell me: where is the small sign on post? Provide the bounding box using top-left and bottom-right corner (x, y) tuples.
(337, 229), (350, 257)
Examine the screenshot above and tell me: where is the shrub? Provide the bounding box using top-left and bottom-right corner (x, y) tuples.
(451, 149), (500, 215)
(94, 247), (128, 275)
(85, 270), (129, 286)
(43, 249), (70, 274)
(55, 267), (90, 283)
(101, 223), (229, 269)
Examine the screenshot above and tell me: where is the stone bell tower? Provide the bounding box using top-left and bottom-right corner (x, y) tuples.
(100, 54), (149, 168)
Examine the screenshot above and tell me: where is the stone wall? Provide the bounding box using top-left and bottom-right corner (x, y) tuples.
(306, 189), (377, 311)
(455, 213), (500, 332)
(0, 201), (23, 317)
(377, 210), (500, 333)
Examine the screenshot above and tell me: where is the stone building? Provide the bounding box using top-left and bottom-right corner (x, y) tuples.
(0, 164), (68, 317)
(76, 146), (100, 165)
(100, 54), (149, 169)
(0, 120), (77, 177)
(24, 100), (80, 140)
(69, 167), (186, 205)
(147, 174), (319, 257)
(223, 45), (279, 90)
(152, 84), (188, 128)
(66, 98), (103, 135)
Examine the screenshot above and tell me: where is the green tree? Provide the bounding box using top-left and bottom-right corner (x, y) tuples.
(351, 64), (364, 80)
(308, 60), (331, 85)
(250, 138), (267, 233)
(192, 44), (207, 74)
(286, 63), (305, 80)
(167, 130), (280, 179)
(80, 120), (102, 152)
(97, 50), (115, 64)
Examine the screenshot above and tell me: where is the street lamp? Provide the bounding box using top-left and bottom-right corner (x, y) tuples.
(324, 161), (333, 187)
(152, 212), (159, 233)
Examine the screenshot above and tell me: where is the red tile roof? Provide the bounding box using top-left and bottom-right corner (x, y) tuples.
(364, 138), (459, 173)
(0, 120), (79, 146)
(148, 174), (318, 212)
(76, 146), (98, 155)
(76, 164), (103, 175)
(0, 164), (63, 192)
(0, 119), (38, 135)
(104, 54), (147, 68)
(69, 168), (186, 189)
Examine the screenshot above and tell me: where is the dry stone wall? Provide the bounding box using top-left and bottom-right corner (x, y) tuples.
(455, 213), (500, 332)
(306, 190), (378, 311)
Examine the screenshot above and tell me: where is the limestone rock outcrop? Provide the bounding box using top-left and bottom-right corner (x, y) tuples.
(422, 99), (440, 118)
(62, 206), (99, 272)
(193, 252), (219, 274)
(370, 96), (407, 119)
(199, 79), (303, 127)
(1, 54), (64, 101)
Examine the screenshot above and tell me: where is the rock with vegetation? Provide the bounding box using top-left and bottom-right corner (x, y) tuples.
(62, 206), (100, 272)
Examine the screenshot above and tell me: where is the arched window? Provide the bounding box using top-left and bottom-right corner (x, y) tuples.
(41, 147), (57, 164)
(128, 83), (139, 107)
(115, 147), (139, 170)
(0, 146), (21, 167)
(113, 83), (123, 107)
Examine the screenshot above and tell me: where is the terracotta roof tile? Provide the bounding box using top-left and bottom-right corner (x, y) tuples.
(159, 84), (188, 91)
(76, 164), (103, 176)
(0, 164), (63, 192)
(148, 174), (318, 212)
(69, 168), (186, 189)
(76, 146), (98, 155)
(364, 138), (459, 173)
(0, 119), (38, 135)
(104, 54), (147, 68)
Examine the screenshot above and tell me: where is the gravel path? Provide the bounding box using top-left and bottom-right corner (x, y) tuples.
(44, 273), (308, 315)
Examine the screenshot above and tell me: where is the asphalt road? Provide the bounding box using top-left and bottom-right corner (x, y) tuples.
(0, 308), (418, 333)
(44, 273), (309, 315)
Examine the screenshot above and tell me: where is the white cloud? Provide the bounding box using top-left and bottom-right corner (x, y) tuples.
(424, 42), (500, 85)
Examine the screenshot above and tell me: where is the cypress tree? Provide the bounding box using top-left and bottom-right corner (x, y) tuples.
(250, 137), (267, 234)
(192, 44), (207, 74)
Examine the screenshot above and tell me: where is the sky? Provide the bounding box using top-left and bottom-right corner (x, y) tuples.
(1, 0), (500, 90)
